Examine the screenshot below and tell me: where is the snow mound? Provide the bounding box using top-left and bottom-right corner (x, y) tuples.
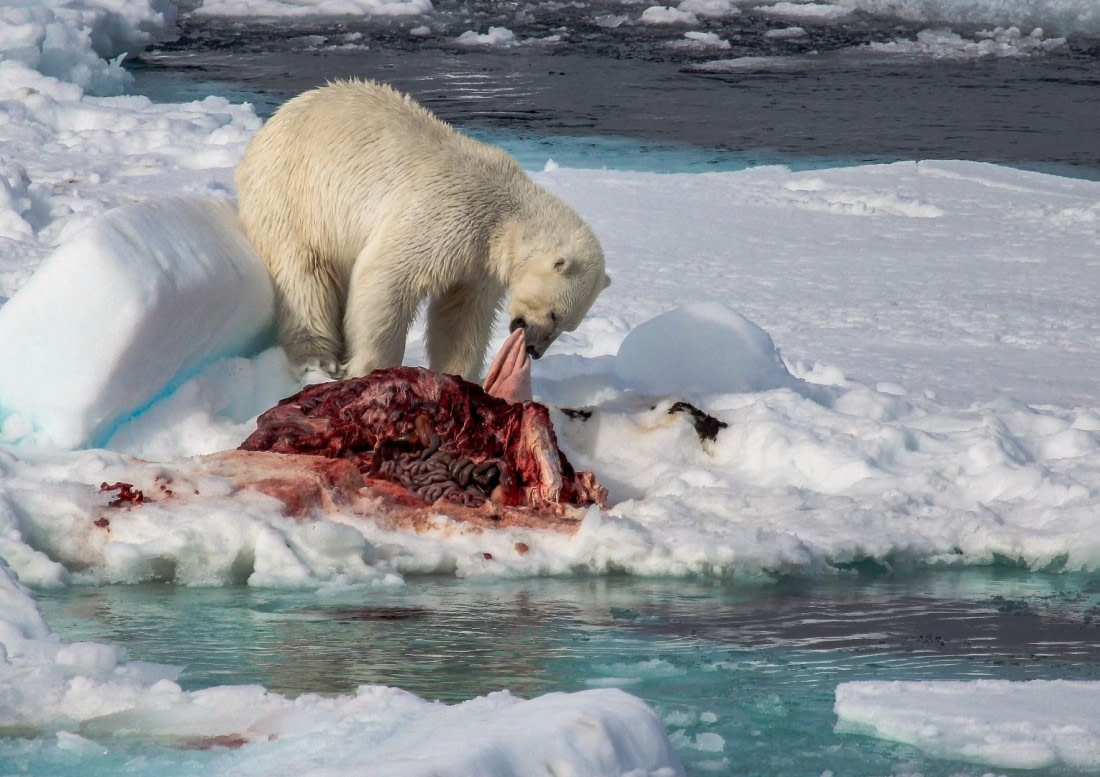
(614, 302), (801, 398)
(835, 679), (1100, 770)
(0, 196), (275, 450)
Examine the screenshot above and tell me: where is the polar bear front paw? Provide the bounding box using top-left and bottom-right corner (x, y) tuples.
(297, 358), (344, 385)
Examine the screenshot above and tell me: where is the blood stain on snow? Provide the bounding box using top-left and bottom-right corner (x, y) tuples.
(99, 481), (145, 508)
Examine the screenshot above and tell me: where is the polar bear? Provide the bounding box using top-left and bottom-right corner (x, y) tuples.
(235, 79), (610, 382)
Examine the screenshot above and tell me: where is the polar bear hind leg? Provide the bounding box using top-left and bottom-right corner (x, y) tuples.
(269, 246), (347, 380)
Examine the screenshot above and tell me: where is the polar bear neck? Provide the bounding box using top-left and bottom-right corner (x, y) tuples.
(488, 186), (588, 285)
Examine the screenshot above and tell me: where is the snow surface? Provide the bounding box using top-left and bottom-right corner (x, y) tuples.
(2, 1), (1100, 588)
(2, 0), (1100, 773)
(835, 679), (1100, 770)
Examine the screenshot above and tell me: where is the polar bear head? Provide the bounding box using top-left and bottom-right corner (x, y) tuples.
(503, 203), (610, 359)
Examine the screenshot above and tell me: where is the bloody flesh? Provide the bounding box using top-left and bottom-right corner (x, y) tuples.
(239, 366), (605, 512)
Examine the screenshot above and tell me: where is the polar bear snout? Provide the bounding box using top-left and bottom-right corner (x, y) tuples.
(510, 317), (547, 359)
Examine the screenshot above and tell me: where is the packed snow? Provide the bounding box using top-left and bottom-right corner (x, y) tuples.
(2, 0), (1100, 774)
(6, 159), (1099, 587)
(835, 679), (1100, 770)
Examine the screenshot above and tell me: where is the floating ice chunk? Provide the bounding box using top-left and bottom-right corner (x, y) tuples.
(640, 6), (699, 25)
(194, 0), (432, 19)
(754, 2), (852, 20)
(765, 25), (807, 38)
(595, 13), (629, 28)
(684, 55), (813, 72)
(836, 679), (1100, 770)
(667, 30), (731, 49)
(614, 302), (801, 398)
(456, 26), (517, 47)
(833, 0), (1100, 37)
(868, 26), (1065, 60)
(677, 0), (740, 18)
(0, 196), (275, 449)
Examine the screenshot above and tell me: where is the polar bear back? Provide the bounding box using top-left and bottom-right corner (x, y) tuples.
(237, 80), (526, 283)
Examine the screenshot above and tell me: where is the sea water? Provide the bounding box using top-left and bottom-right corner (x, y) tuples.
(24, 568), (1100, 776)
(130, 2), (1100, 179)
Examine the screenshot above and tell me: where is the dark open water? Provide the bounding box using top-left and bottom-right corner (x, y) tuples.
(135, 0), (1100, 177)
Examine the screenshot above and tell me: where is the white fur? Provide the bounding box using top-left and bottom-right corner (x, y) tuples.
(235, 79), (610, 381)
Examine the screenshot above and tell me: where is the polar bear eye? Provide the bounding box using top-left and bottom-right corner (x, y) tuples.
(550, 311), (560, 325)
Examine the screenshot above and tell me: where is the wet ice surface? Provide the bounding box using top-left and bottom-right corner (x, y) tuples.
(136, 0), (1100, 176)
(33, 569), (1100, 776)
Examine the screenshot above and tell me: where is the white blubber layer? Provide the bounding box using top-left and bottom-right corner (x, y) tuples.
(0, 196), (275, 449)
(835, 679), (1100, 770)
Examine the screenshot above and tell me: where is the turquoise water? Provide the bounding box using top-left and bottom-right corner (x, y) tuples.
(464, 128), (869, 176)
(10, 568), (1100, 776)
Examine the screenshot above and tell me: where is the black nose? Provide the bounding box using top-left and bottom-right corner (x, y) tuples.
(526, 345), (542, 359)
(509, 317), (526, 333)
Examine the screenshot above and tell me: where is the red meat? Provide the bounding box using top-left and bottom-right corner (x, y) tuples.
(239, 334), (605, 514)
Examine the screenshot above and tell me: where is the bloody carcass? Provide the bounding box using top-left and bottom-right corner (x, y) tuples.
(237, 330), (606, 525)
